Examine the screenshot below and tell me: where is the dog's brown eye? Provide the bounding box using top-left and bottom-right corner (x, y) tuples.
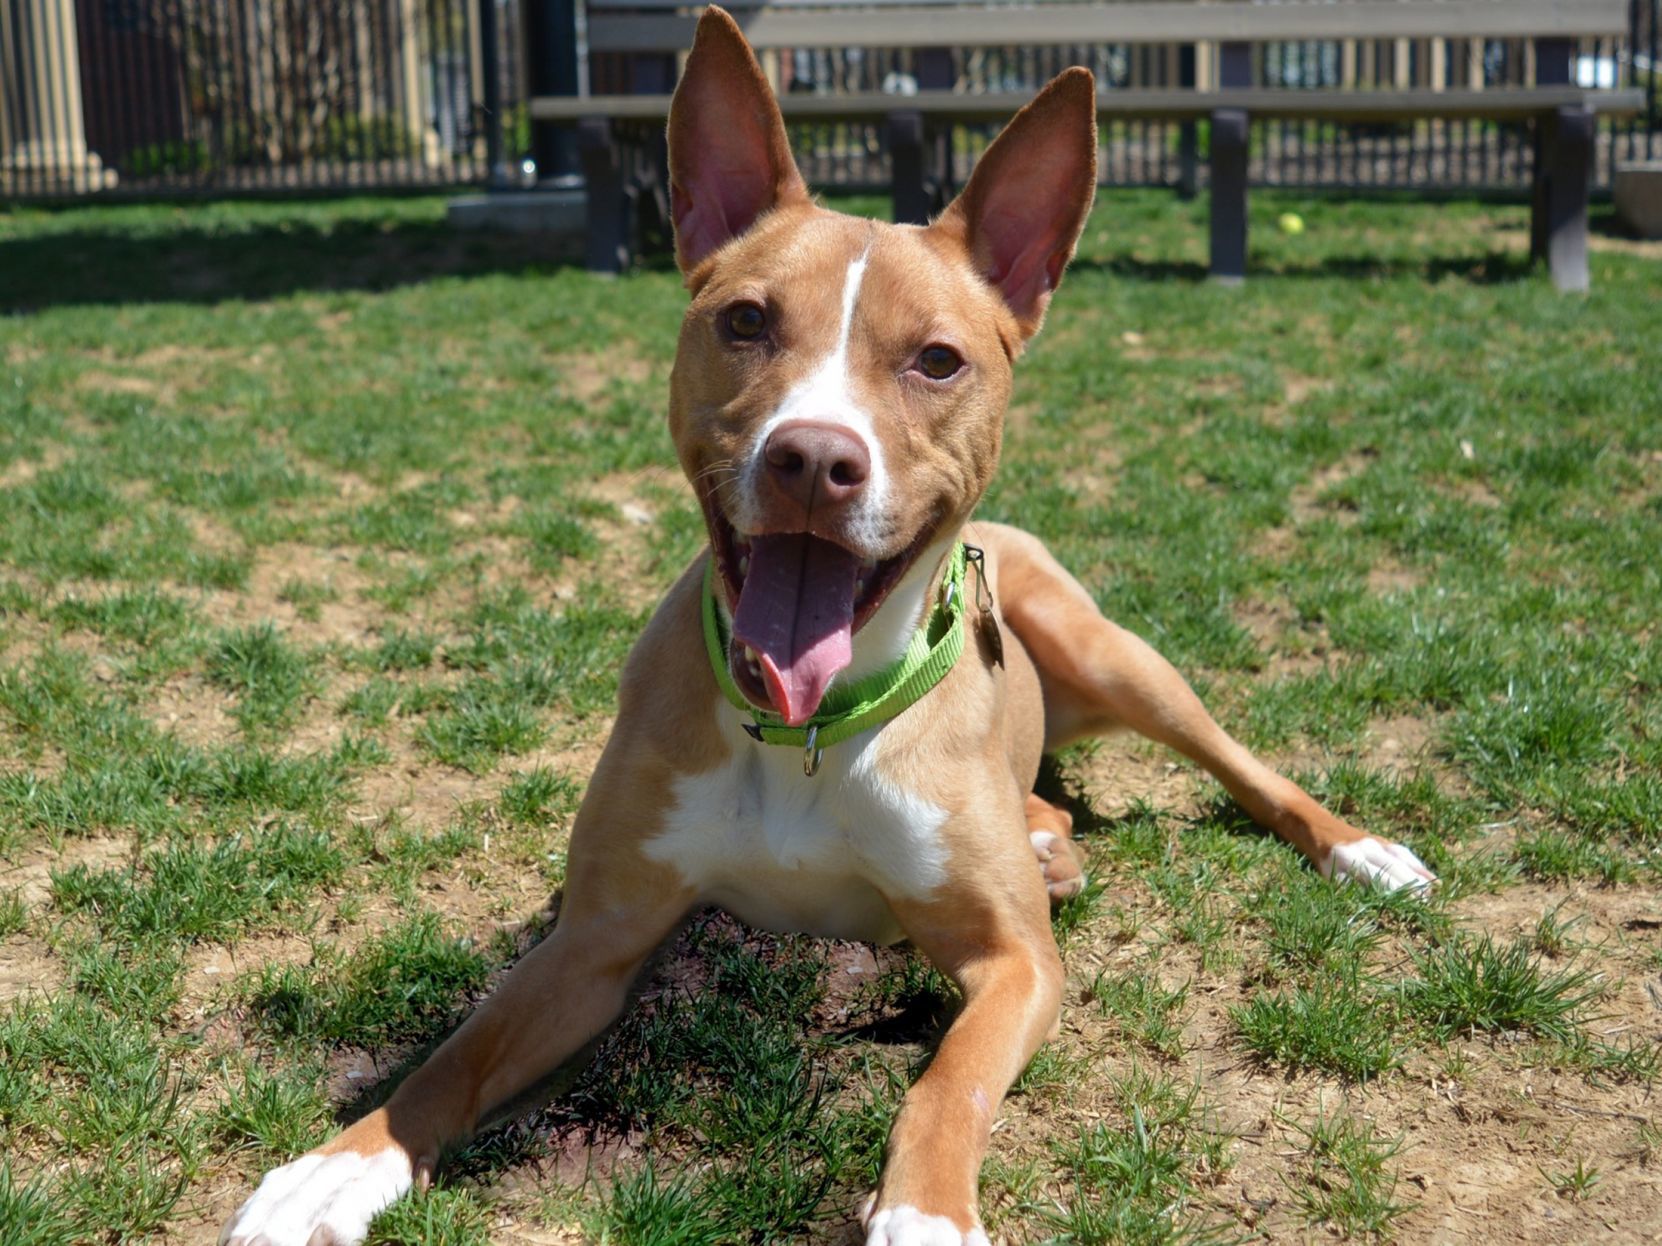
(726, 302), (767, 340)
(917, 345), (963, 380)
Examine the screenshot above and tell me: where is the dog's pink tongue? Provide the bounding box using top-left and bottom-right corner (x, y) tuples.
(732, 533), (859, 726)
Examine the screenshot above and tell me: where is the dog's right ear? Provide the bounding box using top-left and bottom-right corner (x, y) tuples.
(667, 6), (809, 273)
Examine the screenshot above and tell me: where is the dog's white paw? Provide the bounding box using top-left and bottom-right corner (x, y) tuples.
(864, 1203), (991, 1246)
(220, 1148), (412, 1246)
(1322, 836), (1436, 895)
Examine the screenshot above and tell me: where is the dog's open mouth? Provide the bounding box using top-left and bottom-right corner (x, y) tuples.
(705, 505), (934, 726)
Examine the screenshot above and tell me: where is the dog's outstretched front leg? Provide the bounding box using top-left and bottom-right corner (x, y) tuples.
(863, 848), (1062, 1246)
(220, 822), (693, 1246)
(985, 524), (1436, 894)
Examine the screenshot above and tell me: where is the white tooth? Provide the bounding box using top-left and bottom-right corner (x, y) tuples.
(860, 557), (878, 572)
(738, 555), (749, 577)
(855, 577), (868, 600)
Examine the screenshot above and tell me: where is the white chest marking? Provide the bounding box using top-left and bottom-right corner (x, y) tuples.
(645, 707), (949, 943)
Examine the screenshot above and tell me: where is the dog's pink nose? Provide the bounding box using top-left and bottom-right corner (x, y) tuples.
(764, 420), (871, 508)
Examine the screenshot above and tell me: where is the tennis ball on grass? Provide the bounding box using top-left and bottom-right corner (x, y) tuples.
(1278, 212), (1306, 236)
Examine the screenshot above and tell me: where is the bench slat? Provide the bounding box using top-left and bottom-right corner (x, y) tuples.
(533, 85), (1643, 124)
(588, 0), (1631, 55)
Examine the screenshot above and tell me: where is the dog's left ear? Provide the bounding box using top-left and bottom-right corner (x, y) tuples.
(667, 6), (810, 273)
(931, 67), (1097, 340)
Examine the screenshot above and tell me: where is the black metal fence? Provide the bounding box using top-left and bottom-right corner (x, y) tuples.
(1, 0), (515, 198)
(1, 0), (1658, 203)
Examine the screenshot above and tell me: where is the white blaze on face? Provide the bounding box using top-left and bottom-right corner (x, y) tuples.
(738, 242), (889, 547)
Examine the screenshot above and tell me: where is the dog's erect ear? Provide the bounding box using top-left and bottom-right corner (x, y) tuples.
(931, 67), (1097, 340)
(667, 6), (809, 273)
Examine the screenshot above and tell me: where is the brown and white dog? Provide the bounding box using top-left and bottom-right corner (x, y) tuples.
(222, 10), (1434, 1244)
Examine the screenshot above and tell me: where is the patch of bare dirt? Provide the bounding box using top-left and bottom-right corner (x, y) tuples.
(0, 838), (132, 1004)
(201, 543), (376, 646)
(151, 673), (239, 750)
(1363, 712), (1440, 774)
(1444, 474), (1505, 510)
(1192, 374), (1242, 399)
(0, 441), (70, 490)
(1282, 373), (1333, 407)
(179, 932), (318, 1021)
(1117, 329), (1156, 362)
(1288, 449), (1376, 528)
(1236, 596), (1330, 678)
(0, 933), (62, 1003)
(348, 740), (501, 833)
(75, 370), (170, 401)
(1068, 737), (1204, 823)
(560, 353), (655, 405)
(0, 834), (131, 909)
(1368, 556), (1424, 594)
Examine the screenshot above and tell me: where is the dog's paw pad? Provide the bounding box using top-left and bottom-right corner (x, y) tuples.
(1323, 836), (1436, 896)
(1031, 830), (1086, 901)
(220, 1149), (412, 1246)
(864, 1203), (990, 1246)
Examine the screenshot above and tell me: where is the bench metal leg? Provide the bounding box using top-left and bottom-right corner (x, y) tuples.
(633, 127), (672, 256)
(578, 116), (630, 274)
(1209, 108), (1249, 284)
(1533, 104), (1594, 293)
(889, 109), (931, 225)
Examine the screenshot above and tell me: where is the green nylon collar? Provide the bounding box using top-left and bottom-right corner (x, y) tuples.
(701, 542), (968, 753)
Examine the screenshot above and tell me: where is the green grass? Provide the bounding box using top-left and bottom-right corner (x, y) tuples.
(1232, 977), (1403, 1081)
(1282, 1108), (1414, 1237)
(1395, 933), (1605, 1043)
(1039, 1066), (1233, 1244)
(245, 912), (495, 1047)
(1, 189), (1658, 1241)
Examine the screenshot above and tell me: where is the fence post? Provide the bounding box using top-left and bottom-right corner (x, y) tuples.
(889, 109), (930, 223)
(0, 0), (118, 193)
(1530, 37), (1572, 263)
(525, 0), (581, 181)
(1209, 43), (1251, 282)
(478, 0), (513, 187)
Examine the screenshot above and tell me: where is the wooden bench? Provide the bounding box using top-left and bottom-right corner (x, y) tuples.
(532, 0), (1643, 290)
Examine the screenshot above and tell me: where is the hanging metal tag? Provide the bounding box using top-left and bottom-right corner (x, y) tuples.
(978, 608), (1005, 668)
(962, 545), (1004, 668)
(803, 725), (823, 777)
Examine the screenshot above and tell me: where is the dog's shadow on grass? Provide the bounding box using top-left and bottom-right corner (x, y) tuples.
(1032, 753), (1269, 848)
(0, 215), (676, 313)
(1070, 249), (1537, 286)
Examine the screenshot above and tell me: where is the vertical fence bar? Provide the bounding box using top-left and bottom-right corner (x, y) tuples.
(525, 0), (580, 181)
(479, 0), (510, 185)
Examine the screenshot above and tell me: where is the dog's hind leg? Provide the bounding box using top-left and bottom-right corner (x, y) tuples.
(976, 523), (1434, 894)
(1025, 792), (1087, 901)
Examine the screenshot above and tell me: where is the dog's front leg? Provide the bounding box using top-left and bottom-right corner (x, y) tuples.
(221, 795), (695, 1246)
(863, 833), (1063, 1246)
